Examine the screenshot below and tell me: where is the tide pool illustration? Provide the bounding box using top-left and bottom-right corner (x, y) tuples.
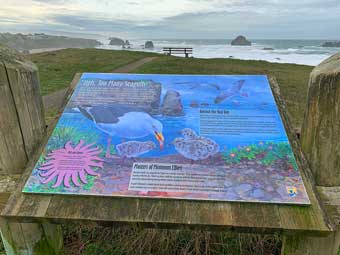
(23, 73), (310, 204)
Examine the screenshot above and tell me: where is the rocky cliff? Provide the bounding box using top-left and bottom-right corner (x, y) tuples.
(0, 33), (101, 52)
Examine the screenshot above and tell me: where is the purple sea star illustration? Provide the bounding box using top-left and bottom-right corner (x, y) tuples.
(39, 140), (104, 188)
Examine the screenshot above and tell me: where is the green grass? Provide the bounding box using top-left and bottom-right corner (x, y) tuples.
(29, 48), (158, 95)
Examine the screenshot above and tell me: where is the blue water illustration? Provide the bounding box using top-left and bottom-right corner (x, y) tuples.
(59, 74), (288, 157)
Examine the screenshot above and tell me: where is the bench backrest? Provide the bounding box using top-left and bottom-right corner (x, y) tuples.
(163, 47), (193, 54)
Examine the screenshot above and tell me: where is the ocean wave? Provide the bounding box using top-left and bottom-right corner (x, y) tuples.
(97, 39), (339, 66)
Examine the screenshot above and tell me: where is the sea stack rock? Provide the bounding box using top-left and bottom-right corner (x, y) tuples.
(162, 90), (184, 116)
(109, 37), (125, 46)
(322, 41), (340, 47)
(145, 41), (154, 49)
(231, 35), (251, 46)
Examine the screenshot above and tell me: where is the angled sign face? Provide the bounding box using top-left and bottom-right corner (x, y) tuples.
(23, 73), (310, 205)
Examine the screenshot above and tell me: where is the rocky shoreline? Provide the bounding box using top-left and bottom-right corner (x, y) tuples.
(322, 41), (340, 47)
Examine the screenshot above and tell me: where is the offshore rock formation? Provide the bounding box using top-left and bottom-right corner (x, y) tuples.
(109, 38), (131, 48)
(231, 35), (252, 46)
(109, 37), (125, 46)
(145, 41), (154, 49)
(322, 41), (340, 47)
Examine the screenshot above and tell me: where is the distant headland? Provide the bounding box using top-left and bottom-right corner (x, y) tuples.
(0, 33), (101, 53)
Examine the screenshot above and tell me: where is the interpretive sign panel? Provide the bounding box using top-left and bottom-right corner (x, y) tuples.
(23, 73), (310, 204)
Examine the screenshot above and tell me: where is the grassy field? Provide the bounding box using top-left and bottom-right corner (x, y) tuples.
(30, 48), (313, 128)
(29, 48), (159, 95)
(24, 48), (316, 255)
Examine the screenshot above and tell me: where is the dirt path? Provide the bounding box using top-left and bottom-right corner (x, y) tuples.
(112, 57), (158, 73)
(42, 57), (158, 112)
(43, 88), (69, 112)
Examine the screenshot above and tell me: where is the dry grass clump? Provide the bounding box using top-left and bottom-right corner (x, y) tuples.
(63, 224), (281, 255)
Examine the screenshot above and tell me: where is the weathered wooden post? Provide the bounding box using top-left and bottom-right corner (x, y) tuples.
(0, 44), (45, 173)
(282, 53), (340, 254)
(0, 44), (63, 254)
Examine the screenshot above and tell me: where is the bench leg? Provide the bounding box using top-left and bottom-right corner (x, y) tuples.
(281, 232), (340, 255)
(0, 218), (63, 255)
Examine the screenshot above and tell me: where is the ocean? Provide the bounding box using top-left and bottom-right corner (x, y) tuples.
(97, 39), (340, 66)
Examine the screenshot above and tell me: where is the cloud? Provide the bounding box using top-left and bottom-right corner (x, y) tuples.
(32, 0), (68, 3)
(0, 0), (339, 39)
(51, 14), (136, 31)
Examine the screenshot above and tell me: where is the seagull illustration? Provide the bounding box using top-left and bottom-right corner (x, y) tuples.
(214, 80), (247, 104)
(78, 105), (164, 158)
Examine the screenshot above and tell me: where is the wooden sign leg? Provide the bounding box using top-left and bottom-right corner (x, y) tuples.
(298, 53), (340, 255)
(282, 232), (340, 255)
(0, 218), (63, 255)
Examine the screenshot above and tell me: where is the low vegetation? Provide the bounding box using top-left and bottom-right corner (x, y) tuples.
(63, 224), (281, 255)
(29, 48), (159, 95)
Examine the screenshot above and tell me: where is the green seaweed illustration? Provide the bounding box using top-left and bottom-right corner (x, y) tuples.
(47, 126), (100, 152)
(223, 142), (298, 170)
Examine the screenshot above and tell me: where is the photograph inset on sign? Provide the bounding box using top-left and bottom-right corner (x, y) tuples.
(23, 73), (310, 204)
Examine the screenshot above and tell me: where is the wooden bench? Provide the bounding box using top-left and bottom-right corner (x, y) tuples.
(163, 47), (193, 58)
(1, 45), (340, 254)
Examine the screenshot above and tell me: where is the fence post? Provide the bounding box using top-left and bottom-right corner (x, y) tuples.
(283, 53), (340, 254)
(0, 44), (46, 174)
(0, 44), (63, 254)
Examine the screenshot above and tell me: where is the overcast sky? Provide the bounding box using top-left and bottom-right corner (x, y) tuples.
(0, 0), (339, 39)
